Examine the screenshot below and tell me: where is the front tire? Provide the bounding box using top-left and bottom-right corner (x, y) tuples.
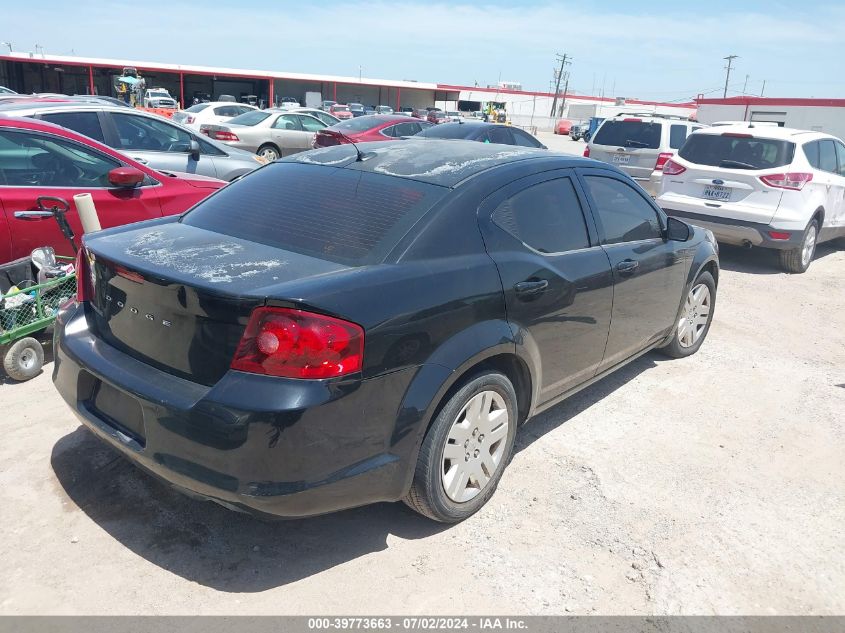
(779, 219), (818, 274)
(3, 337), (44, 381)
(404, 372), (518, 523)
(659, 271), (716, 359)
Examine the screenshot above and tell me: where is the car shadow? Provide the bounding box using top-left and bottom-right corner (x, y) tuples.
(717, 242), (840, 275)
(515, 352), (659, 454)
(50, 427), (447, 592)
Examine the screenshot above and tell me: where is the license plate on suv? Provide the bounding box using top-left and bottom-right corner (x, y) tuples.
(703, 185), (731, 201)
(611, 153), (630, 165)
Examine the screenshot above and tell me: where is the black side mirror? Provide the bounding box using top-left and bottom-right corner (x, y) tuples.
(666, 216), (691, 242)
(189, 139), (201, 160)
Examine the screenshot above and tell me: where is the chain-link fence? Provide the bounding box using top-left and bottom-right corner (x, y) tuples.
(0, 275), (76, 344)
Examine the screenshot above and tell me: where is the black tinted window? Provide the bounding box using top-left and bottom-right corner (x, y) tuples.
(803, 141), (820, 169)
(486, 127), (514, 145)
(417, 124), (474, 139)
(679, 134), (794, 169)
(818, 140), (837, 173)
(593, 121), (661, 149)
(40, 112), (105, 143)
(583, 176), (662, 244)
(183, 163), (447, 265)
(391, 122), (420, 137)
(669, 124), (687, 150)
(492, 178), (589, 254)
(511, 128), (543, 148)
(0, 129), (119, 187)
(332, 116), (390, 132)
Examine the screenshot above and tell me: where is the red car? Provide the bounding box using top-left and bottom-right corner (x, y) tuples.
(427, 111), (447, 125)
(0, 117), (224, 263)
(313, 115), (432, 147)
(554, 119), (573, 135)
(329, 104), (354, 120)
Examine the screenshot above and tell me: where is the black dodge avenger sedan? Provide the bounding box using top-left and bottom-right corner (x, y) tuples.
(53, 140), (719, 523)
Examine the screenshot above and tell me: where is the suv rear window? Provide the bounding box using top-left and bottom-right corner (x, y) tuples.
(182, 163), (447, 265)
(593, 120), (661, 149)
(679, 134), (795, 169)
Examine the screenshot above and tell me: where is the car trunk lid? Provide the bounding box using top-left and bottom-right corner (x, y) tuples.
(84, 221), (350, 386)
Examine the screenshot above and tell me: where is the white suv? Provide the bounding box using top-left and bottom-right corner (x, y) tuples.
(585, 113), (703, 196)
(657, 125), (845, 273)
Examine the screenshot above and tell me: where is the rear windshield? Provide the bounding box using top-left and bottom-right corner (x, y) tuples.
(184, 103), (210, 113)
(679, 134), (795, 169)
(417, 124), (474, 139)
(331, 116), (389, 132)
(593, 120), (661, 149)
(182, 163), (447, 265)
(227, 111), (271, 126)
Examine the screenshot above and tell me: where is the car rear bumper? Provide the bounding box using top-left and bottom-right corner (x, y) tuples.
(52, 304), (419, 518)
(662, 209), (805, 250)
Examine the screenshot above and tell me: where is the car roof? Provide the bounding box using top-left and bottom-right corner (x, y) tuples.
(0, 101), (134, 115)
(692, 124), (832, 141)
(288, 138), (585, 187)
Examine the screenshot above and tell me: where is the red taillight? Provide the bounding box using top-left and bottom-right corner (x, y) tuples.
(583, 146), (590, 158)
(231, 307), (364, 379)
(654, 152), (674, 171)
(210, 130), (239, 142)
(759, 172), (813, 191)
(623, 118), (642, 122)
(662, 158), (686, 176)
(768, 231), (792, 240)
(75, 248), (93, 302)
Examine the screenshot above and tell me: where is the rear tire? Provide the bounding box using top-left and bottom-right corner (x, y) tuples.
(659, 271), (716, 359)
(257, 144), (280, 161)
(3, 337), (44, 381)
(404, 371), (518, 523)
(779, 220), (818, 274)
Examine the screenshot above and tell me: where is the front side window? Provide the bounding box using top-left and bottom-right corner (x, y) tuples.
(485, 127), (514, 145)
(0, 129), (120, 188)
(511, 128), (543, 148)
(40, 111), (105, 143)
(492, 178), (590, 254)
(389, 122), (419, 137)
(583, 176), (662, 244)
(112, 113), (193, 152)
(298, 115), (327, 132)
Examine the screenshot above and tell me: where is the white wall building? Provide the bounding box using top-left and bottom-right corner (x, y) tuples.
(695, 97), (845, 139)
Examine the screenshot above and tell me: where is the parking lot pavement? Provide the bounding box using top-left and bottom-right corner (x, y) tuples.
(536, 130), (588, 155)
(0, 244), (843, 615)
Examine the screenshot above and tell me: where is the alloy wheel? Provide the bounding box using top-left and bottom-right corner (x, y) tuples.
(677, 283), (711, 348)
(441, 390), (510, 503)
(802, 225), (817, 269)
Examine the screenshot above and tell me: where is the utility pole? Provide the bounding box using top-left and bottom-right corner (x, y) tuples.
(761, 80), (766, 97)
(743, 74), (749, 93)
(550, 53), (570, 117)
(723, 55), (738, 98)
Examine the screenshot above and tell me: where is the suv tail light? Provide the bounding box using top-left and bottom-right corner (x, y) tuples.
(662, 159), (686, 176)
(583, 146), (590, 158)
(75, 247), (93, 303)
(654, 152), (674, 171)
(759, 173), (813, 191)
(231, 307), (364, 379)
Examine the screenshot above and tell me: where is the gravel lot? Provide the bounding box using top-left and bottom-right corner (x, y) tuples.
(1, 133), (843, 615)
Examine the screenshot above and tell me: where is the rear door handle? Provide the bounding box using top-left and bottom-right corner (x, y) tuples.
(514, 279), (549, 295)
(13, 210), (54, 219)
(616, 260), (639, 274)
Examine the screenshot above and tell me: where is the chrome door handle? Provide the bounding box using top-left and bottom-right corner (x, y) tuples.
(514, 279), (549, 295)
(14, 210), (53, 219)
(616, 260), (640, 274)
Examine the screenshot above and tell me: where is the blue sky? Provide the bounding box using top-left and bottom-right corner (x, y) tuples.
(2, 0), (842, 101)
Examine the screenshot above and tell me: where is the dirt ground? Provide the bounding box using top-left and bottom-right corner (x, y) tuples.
(1, 133), (843, 615)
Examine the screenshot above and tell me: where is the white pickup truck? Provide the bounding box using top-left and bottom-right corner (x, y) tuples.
(143, 88), (178, 109)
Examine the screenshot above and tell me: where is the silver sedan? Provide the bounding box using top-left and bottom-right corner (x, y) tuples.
(200, 110), (328, 161)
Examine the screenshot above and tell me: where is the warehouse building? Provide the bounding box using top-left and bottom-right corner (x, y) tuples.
(695, 97), (845, 139)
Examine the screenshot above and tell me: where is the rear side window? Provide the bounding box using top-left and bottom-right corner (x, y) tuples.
(511, 128), (544, 148)
(185, 103), (210, 113)
(593, 121), (661, 149)
(803, 141), (820, 169)
(227, 111), (270, 126)
(182, 163), (447, 265)
(492, 178), (589, 254)
(678, 134), (795, 169)
(485, 127), (514, 145)
(835, 142), (845, 177)
(818, 140), (837, 173)
(583, 176), (662, 245)
(669, 124), (688, 150)
(332, 116), (390, 132)
(417, 124), (474, 139)
(40, 111), (105, 143)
